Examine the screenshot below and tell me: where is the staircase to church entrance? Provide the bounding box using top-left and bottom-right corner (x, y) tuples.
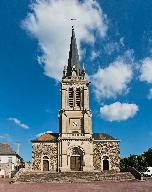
(13, 171), (136, 183)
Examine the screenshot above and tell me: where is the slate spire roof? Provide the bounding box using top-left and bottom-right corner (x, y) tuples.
(67, 26), (80, 76)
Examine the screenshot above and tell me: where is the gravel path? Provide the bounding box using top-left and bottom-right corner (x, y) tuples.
(0, 179), (152, 192)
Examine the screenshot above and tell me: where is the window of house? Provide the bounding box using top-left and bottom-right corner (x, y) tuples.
(69, 88), (74, 107)
(76, 88), (81, 107)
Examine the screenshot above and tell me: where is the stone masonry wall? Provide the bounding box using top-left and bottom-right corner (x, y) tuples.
(60, 139), (93, 172)
(93, 141), (120, 172)
(32, 142), (58, 171)
(0, 163), (12, 177)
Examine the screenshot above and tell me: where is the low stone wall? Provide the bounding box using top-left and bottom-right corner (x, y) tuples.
(13, 171), (135, 183)
(25, 162), (31, 171)
(127, 167), (143, 180)
(0, 163), (12, 178)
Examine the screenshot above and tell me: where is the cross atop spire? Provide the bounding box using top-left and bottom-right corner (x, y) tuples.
(67, 26), (80, 76)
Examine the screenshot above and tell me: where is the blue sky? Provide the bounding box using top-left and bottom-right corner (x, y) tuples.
(0, 0), (152, 161)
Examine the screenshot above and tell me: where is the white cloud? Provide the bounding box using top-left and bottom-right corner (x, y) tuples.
(103, 37), (124, 56)
(91, 58), (133, 100)
(104, 42), (120, 55)
(140, 57), (152, 83)
(8, 117), (29, 129)
(100, 102), (139, 122)
(140, 58), (152, 99)
(23, 0), (107, 80)
(0, 136), (5, 139)
(120, 37), (125, 47)
(36, 130), (52, 137)
(147, 88), (152, 99)
(90, 50), (100, 60)
(0, 134), (10, 139)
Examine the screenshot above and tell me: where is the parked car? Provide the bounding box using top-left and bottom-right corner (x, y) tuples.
(143, 167), (152, 177)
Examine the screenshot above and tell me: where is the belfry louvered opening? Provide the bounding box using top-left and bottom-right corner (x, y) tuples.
(76, 88), (81, 107)
(69, 88), (74, 107)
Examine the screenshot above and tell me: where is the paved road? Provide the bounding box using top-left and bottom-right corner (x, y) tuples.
(0, 179), (152, 192)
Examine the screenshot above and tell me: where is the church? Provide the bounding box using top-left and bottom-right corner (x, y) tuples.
(31, 27), (120, 172)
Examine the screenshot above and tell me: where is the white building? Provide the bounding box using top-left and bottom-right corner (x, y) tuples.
(0, 143), (22, 177)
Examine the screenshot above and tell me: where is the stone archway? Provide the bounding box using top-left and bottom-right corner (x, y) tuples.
(43, 156), (49, 171)
(70, 147), (83, 171)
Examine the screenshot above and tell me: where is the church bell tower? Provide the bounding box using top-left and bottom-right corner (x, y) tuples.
(31, 26), (120, 174)
(58, 27), (93, 172)
(59, 26), (92, 137)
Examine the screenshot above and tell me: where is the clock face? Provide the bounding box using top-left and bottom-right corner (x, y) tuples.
(73, 122), (78, 127)
(70, 118), (80, 130)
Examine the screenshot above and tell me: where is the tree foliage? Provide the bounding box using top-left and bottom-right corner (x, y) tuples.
(120, 147), (152, 172)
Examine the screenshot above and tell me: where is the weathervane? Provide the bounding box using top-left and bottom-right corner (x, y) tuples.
(71, 18), (77, 21)
(71, 18), (77, 27)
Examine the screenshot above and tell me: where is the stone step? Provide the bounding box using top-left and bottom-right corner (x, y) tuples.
(13, 171), (135, 183)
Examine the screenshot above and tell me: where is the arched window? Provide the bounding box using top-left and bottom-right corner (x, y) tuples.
(72, 147), (83, 156)
(43, 156), (49, 160)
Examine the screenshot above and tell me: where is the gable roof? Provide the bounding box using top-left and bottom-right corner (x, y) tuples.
(0, 143), (16, 155)
(31, 132), (118, 142)
(32, 133), (59, 142)
(93, 133), (118, 141)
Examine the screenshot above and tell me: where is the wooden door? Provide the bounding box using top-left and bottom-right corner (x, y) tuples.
(43, 160), (49, 171)
(76, 156), (81, 171)
(103, 160), (109, 171)
(70, 156), (81, 171)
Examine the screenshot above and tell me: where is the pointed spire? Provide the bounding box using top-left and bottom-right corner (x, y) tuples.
(67, 26), (80, 76)
(81, 64), (86, 79)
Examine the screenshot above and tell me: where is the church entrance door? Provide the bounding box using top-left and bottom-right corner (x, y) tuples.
(103, 159), (109, 171)
(43, 160), (49, 171)
(70, 156), (82, 171)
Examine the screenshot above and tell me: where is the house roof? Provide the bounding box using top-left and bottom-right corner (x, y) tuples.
(32, 133), (59, 142)
(0, 143), (16, 155)
(32, 132), (118, 142)
(92, 133), (118, 141)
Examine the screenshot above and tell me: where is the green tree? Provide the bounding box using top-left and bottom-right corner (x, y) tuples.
(137, 155), (148, 171)
(127, 154), (138, 169)
(120, 147), (152, 172)
(144, 148), (152, 166)
(120, 158), (128, 171)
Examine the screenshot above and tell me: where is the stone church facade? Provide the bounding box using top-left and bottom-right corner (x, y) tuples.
(32, 27), (120, 172)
